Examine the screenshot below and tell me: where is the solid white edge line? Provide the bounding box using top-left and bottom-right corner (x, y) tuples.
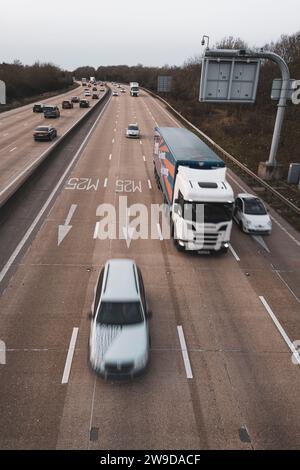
(177, 326), (193, 379)
(62, 327), (79, 384)
(229, 244), (240, 262)
(259, 296), (300, 365)
(156, 223), (163, 240)
(0, 95), (112, 284)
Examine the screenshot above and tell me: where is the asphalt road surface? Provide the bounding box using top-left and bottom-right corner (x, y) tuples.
(0, 86), (300, 450)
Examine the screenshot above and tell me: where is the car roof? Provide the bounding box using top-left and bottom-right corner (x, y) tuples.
(102, 259), (140, 302)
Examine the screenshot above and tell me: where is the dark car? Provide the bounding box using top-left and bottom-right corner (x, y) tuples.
(79, 99), (90, 108)
(34, 125), (57, 141)
(62, 100), (73, 109)
(92, 93), (99, 99)
(92, 86), (97, 91)
(43, 105), (60, 118)
(33, 104), (44, 113)
(71, 96), (80, 103)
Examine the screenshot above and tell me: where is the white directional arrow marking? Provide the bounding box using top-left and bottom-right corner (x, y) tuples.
(252, 235), (270, 253)
(58, 204), (77, 246)
(122, 226), (135, 248)
(122, 207), (135, 248)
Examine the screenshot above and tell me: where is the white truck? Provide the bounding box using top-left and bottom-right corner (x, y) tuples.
(82, 78), (87, 86)
(153, 127), (234, 253)
(130, 82), (139, 97)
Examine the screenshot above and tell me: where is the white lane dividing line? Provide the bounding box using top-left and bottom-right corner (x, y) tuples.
(156, 223), (163, 240)
(229, 243), (240, 261)
(2, 132), (9, 136)
(104, 177), (108, 188)
(139, 140), (142, 145)
(259, 296), (300, 365)
(114, 128), (116, 132)
(148, 179), (152, 189)
(109, 153), (112, 160)
(177, 326), (193, 379)
(112, 138), (115, 144)
(62, 327), (79, 384)
(93, 221), (100, 239)
(0, 95), (112, 285)
(9, 147), (17, 152)
(143, 155), (146, 162)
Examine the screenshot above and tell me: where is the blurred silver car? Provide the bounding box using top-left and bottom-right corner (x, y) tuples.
(89, 259), (151, 379)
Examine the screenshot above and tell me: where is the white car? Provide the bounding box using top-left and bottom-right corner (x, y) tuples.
(233, 193), (272, 234)
(126, 123), (140, 138)
(112, 91), (118, 96)
(89, 259), (151, 379)
(84, 91), (91, 97)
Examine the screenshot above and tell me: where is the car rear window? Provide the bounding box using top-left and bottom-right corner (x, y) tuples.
(97, 302), (143, 326)
(128, 125), (138, 131)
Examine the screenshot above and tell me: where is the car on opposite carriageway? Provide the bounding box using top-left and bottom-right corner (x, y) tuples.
(33, 125), (57, 141)
(79, 99), (90, 108)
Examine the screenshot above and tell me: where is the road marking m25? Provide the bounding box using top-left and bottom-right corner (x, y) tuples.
(65, 177), (100, 191)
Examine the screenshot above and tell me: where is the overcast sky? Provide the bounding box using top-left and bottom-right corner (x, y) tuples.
(1, 0), (299, 70)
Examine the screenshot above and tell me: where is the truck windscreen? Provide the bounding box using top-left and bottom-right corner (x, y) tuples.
(183, 202), (233, 224)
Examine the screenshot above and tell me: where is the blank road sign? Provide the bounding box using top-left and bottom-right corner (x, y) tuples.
(0, 80), (6, 104)
(157, 76), (172, 93)
(199, 58), (260, 103)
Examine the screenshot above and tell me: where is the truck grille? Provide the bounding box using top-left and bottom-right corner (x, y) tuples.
(194, 233), (219, 246)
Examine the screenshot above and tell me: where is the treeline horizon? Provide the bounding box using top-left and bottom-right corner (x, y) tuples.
(0, 61), (74, 106)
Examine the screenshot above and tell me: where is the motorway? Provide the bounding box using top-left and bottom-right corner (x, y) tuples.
(0, 85), (300, 449)
(0, 83), (106, 205)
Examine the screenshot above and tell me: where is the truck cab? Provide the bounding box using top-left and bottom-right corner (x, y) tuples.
(130, 82), (139, 97)
(172, 166), (233, 252)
